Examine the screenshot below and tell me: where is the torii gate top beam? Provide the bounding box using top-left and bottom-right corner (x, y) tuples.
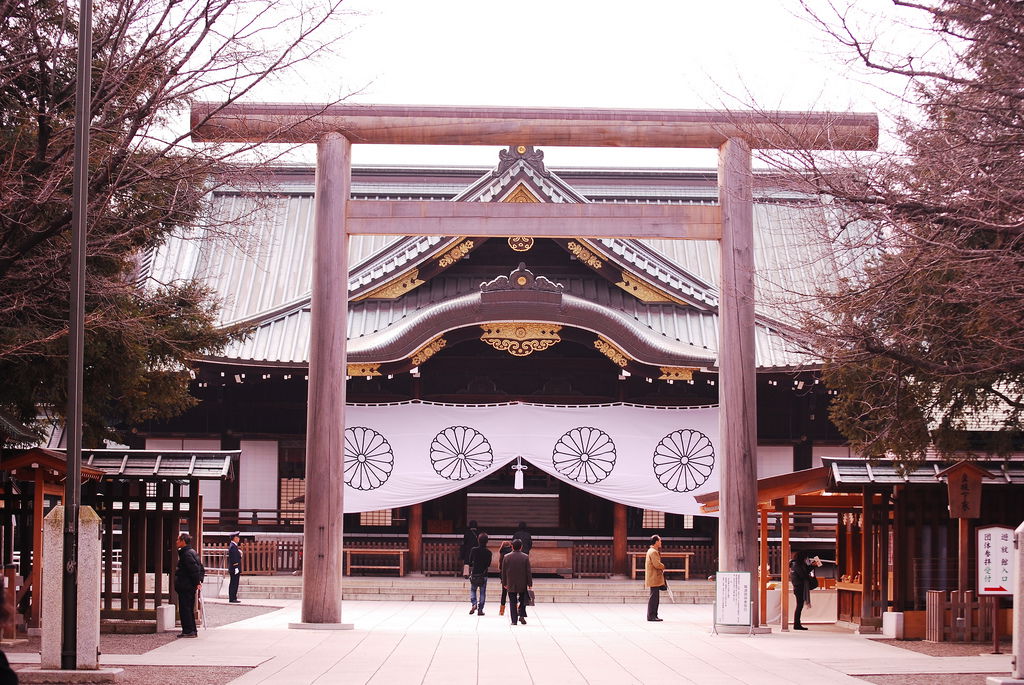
(191, 102), (878, 150)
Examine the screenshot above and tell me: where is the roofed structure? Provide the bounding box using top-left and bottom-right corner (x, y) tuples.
(144, 146), (855, 375)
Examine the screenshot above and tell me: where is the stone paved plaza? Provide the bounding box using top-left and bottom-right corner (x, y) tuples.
(11, 599), (1012, 684)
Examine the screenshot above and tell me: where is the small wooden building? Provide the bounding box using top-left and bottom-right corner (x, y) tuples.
(1, 447), (235, 630)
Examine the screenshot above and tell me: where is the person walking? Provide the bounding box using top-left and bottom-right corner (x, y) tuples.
(497, 540), (513, 616)
(790, 550), (820, 630)
(461, 520), (479, 577)
(228, 532), (243, 603)
(174, 532), (205, 638)
(468, 532), (492, 615)
(512, 521), (533, 554)
(645, 534), (666, 622)
(501, 538), (532, 626)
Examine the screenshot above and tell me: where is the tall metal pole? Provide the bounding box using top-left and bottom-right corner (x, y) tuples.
(63, 0), (92, 669)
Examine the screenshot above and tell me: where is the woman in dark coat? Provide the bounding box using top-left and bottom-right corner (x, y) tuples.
(497, 540), (513, 616)
(789, 550), (819, 630)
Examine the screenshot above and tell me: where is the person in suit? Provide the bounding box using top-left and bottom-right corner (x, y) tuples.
(645, 534), (666, 622)
(460, 520), (479, 577)
(512, 521), (532, 554)
(174, 532), (205, 637)
(789, 550), (821, 630)
(228, 532), (243, 603)
(500, 538), (532, 625)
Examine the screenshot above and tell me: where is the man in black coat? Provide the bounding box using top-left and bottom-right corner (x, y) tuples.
(500, 538), (532, 625)
(174, 533), (205, 637)
(512, 521), (533, 554)
(228, 532), (242, 603)
(460, 520), (479, 577)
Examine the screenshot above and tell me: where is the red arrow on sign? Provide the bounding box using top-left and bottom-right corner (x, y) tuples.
(984, 587), (1008, 592)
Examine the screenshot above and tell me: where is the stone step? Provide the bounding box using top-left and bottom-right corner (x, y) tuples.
(236, 577), (716, 604)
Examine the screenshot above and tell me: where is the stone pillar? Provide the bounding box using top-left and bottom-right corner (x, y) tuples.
(612, 503), (628, 576)
(716, 138), (759, 624)
(41, 506), (100, 669)
(408, 504), (423, 574)
(293, 132), (352, 629)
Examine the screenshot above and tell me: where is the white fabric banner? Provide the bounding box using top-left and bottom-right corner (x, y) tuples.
(340, 402), (719, 515)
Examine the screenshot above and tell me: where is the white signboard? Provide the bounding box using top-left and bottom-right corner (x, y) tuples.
(715, 572), (752, 626)
(977, 525), (1015, 595)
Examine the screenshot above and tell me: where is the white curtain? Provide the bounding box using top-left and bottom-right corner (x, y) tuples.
(341, 402), (719, 515)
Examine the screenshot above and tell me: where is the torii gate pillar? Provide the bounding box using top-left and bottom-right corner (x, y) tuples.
(717, 139), (760, 622)
(290, 132), (353, 629)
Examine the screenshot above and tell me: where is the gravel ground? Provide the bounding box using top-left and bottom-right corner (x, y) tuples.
(859, 638), (1010, 685)
(862, 675), (993, 685)
(874, 638), (1010, 657)
(10, 602), (280, 685)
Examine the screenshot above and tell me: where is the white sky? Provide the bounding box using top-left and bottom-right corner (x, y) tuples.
(253, 0), (918, 169)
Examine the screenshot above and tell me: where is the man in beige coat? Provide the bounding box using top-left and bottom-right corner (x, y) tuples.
(645, 534), (666, 621)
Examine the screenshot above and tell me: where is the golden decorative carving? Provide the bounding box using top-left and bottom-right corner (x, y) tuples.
(566, 240), (603, 270)
(503, 184), (540, 203)
(616, 271), (672, 303)
(438, 240), (474, 268)
(516, 145), (527, 154)
(508, 236), (534, 252)
(594, 336), (629, 367)
(348, 363), (381, 377)
(659, 367), (696, 381)
(410, 336), (447, 367)
(360, 269), (425, 300)
(480, 322), (561, 357)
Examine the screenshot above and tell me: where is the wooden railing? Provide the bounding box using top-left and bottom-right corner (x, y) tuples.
(423, 541), (460, 576)
(573, 544), (613, 577)
(201, 538), (303, 574)
(926, 590), (996, 642)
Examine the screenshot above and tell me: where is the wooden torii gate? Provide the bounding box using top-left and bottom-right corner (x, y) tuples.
(191, 103), (878, 628)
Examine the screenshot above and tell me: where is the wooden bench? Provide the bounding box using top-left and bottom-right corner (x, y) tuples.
(345, 548), (408, 576)
(629, 551), (693, 580)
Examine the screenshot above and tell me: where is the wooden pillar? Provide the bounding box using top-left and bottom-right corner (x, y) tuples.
(408, 503), (423, 573)
(780, 510), (790, 631)
(861, 488), (874, 627)
(717, 138), (759, 623)
(31, 471), (44, 628)
(759, 508), (769, 625)
(879, 494), (889, 617)
(958, 517), (970, 592)
(298, 132), (351, 627)
(613, 503), (628, 576)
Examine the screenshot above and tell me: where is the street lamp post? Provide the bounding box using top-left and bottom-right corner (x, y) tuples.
(63, 0), (92, 670)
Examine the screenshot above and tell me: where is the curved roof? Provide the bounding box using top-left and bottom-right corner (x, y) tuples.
(145, 148), (842, 372)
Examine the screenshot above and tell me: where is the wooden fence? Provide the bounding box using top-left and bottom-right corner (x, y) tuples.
(925, 590), (996, 642)
(423, 541), (460, 576)
(202, 540), (303, 575)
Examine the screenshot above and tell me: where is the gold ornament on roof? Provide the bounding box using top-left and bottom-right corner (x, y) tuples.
(438, 240), (474, 268)
(410, 336), (447, 367)
(508, 236), (534, 252)
(359, 269), (425, 300)
(594, 336), (629, 367)
(566, 240), (603, 270)
(503, 184), (540, 203)
(348, 363), (381, 377)
(480, 322), (561, 357)
(617, 271), (672, 303)
(659, 367), (697, 381)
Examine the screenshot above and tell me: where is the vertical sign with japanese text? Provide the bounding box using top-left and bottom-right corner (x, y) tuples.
(977, 525), (1015, 595)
